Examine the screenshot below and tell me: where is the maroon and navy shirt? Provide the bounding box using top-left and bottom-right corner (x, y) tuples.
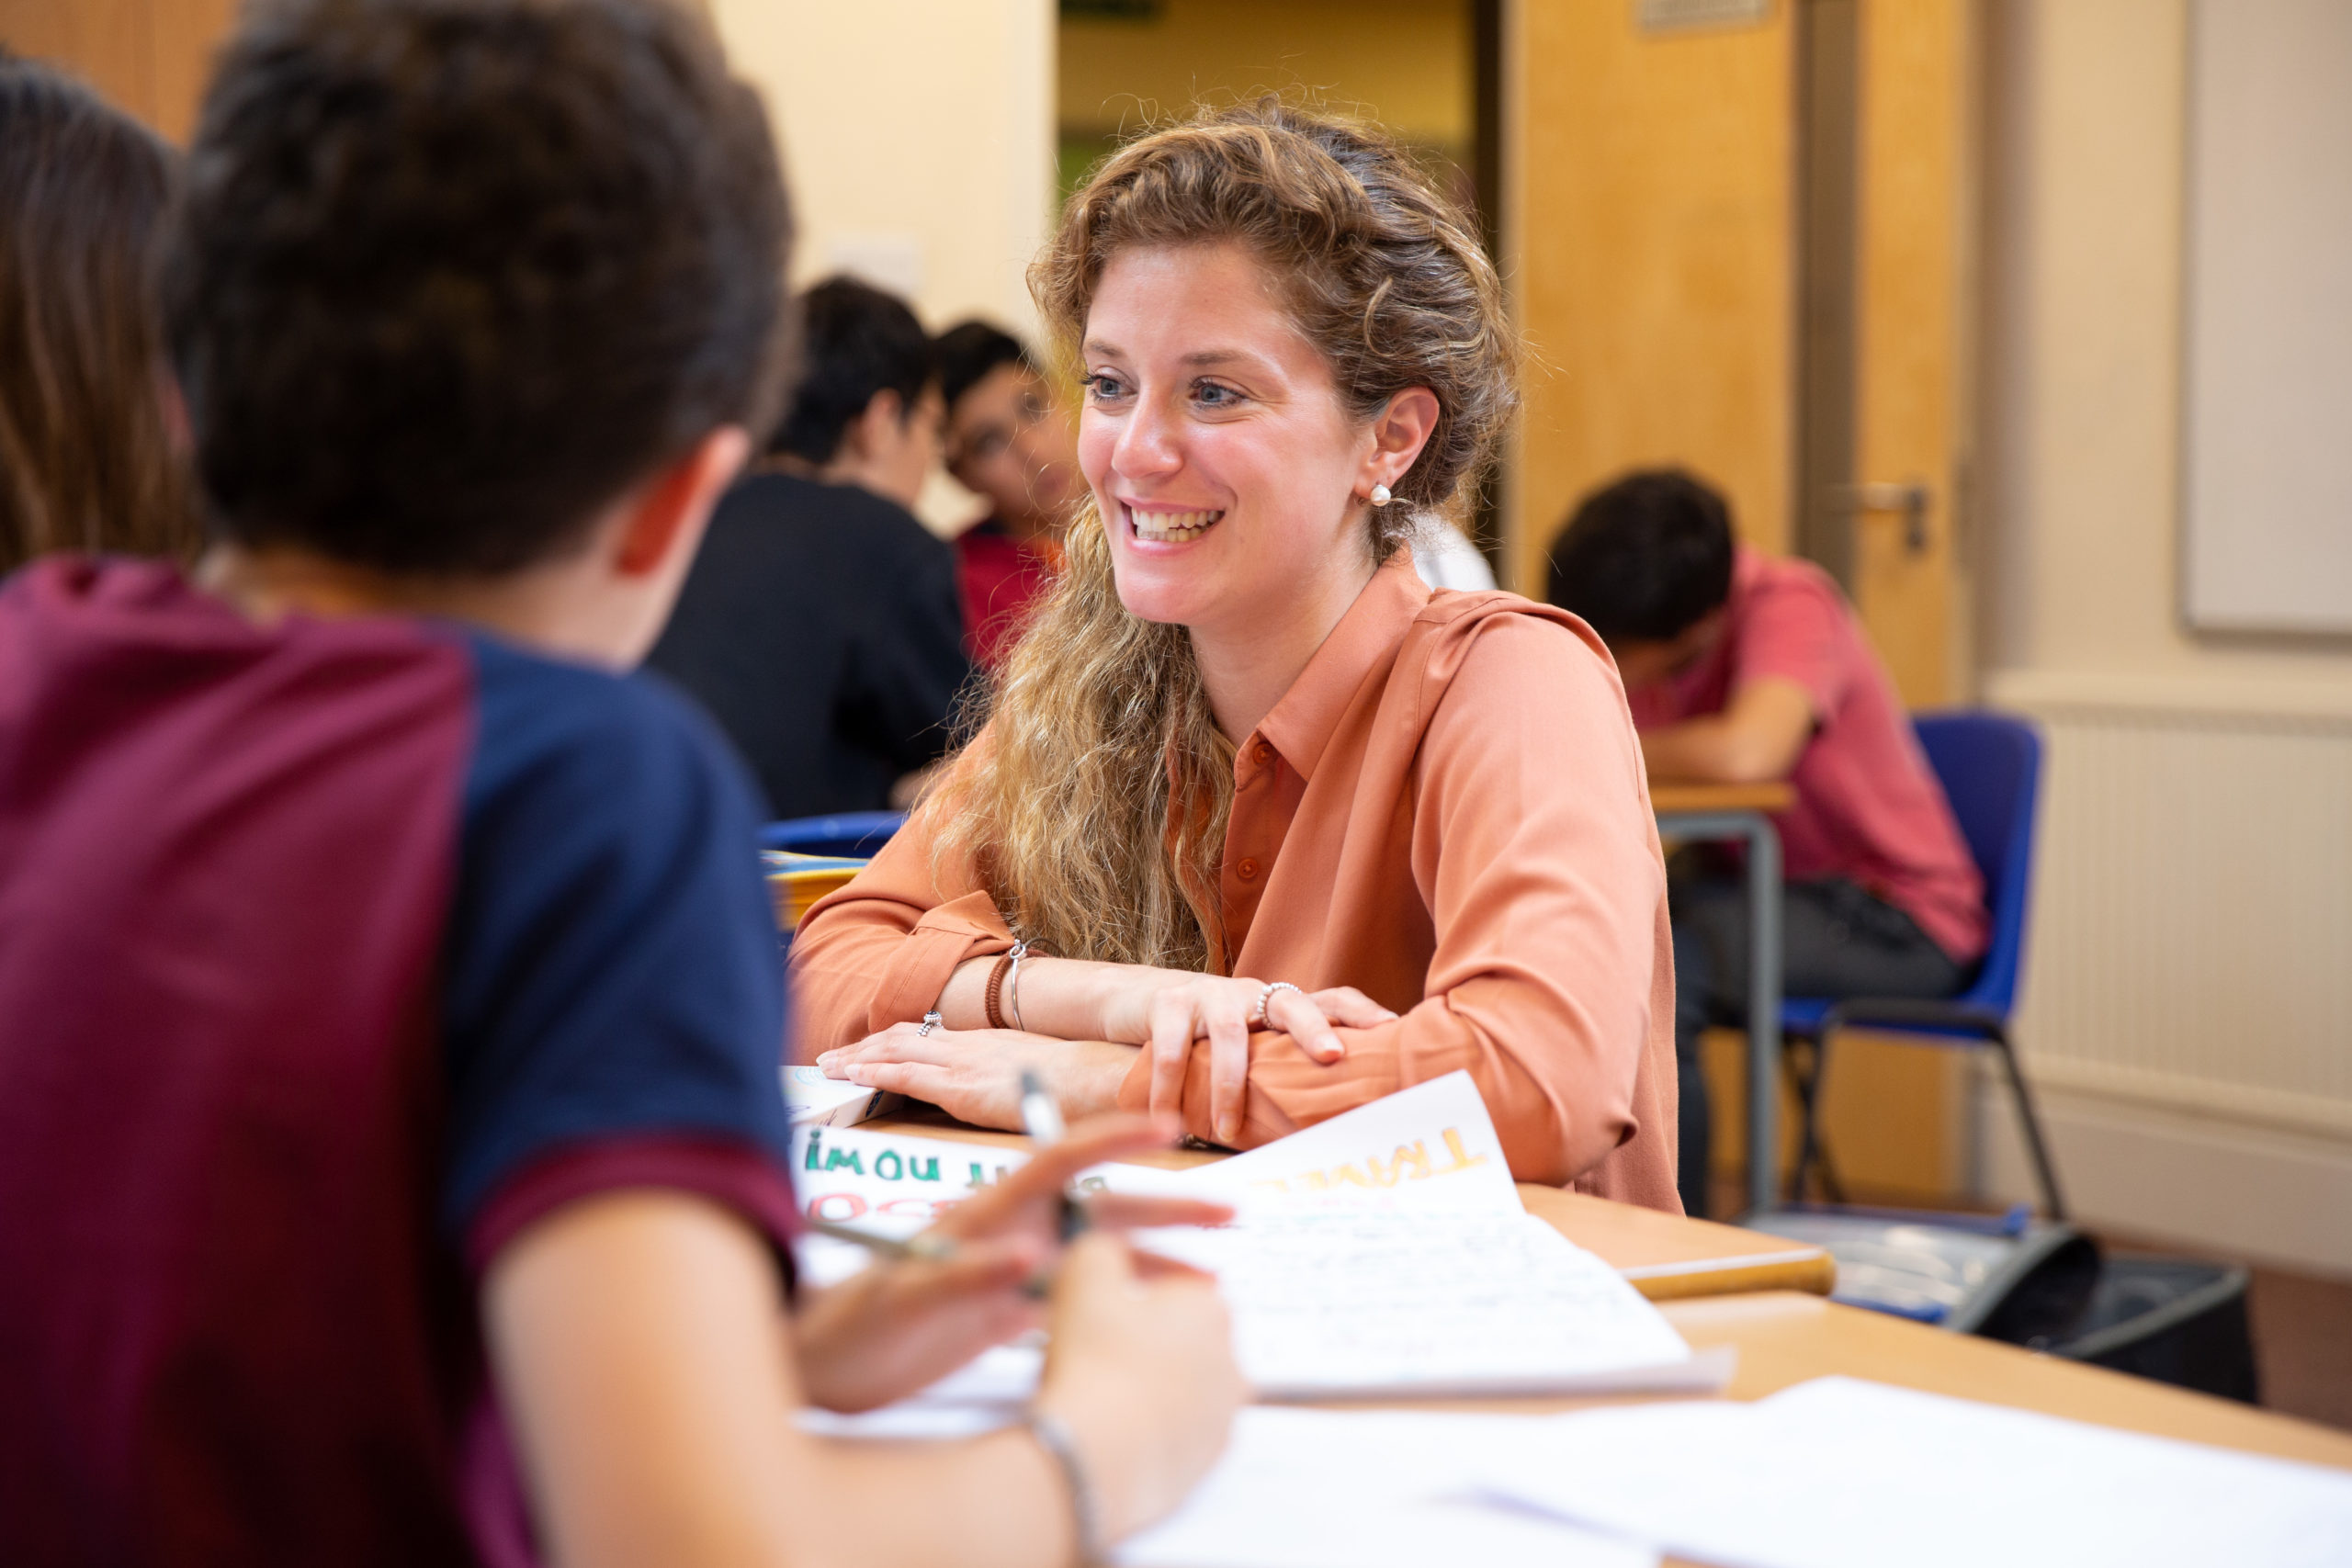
(0, 557), (801, 1566)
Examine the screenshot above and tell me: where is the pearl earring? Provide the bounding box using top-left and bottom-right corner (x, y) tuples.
(1369, 483), (1393, 507)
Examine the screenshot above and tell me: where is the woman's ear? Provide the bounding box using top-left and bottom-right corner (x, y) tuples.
(1364, 387), (1441, 494)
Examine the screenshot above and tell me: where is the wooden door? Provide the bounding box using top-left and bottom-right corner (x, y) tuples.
(1507, 0), (1796, 584)
(1840, 0), (1978, 707)
(1508, 0), (1980, 1204)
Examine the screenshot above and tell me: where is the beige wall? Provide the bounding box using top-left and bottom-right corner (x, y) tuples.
(1974, 0), (2352, 1274)
(709, 0), (1056, 340)
(1977, 0), (2352, 699)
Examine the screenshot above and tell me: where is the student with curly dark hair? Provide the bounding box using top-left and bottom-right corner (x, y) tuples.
(0, 3), (1238, 1562)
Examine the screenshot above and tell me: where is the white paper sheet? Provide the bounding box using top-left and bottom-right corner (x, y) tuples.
(794, 1077), (1702, 1400)
(1092, 1070), (1526, 1217)
(1114, 1406), (1657, 1568)
(1482, 1375), (2352, 1568)
(1138, 1209), (1705, 1398)
(788, 1122), (1030, 1240)
(782, 1064), (895, 1128)
(1097, 1075), (1699, 1396)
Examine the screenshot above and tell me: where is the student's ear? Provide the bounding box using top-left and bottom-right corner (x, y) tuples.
(840, 389), (905, 465)
(614, 426), (753, 579)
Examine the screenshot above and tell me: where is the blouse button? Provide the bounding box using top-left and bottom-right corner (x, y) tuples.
(1253, 740), (1275, 765)
(1237, 857), (1261, 883)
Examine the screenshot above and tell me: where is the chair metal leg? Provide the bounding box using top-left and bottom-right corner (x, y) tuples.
(1991, 1026), (2068, 1223)
(1794, 1004), (2066, 1223)
(1781, 1035), (1851, 1205)
(1779, 1043), (1816, 1202)
(1795, 1036), (1849, 1204)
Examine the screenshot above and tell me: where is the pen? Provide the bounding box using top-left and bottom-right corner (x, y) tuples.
(1018, 1068), (1089, 1243)
(803, 1216), (956, 1261)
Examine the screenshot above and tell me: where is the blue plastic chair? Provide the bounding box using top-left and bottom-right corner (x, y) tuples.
(759, 810), (906, 861)
(1780, 712), (2066, 1219)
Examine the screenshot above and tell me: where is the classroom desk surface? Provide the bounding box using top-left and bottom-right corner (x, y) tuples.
(1647, 1291), (2352, 1471)
(1525, 1294), (2352, 1568)
(845, 1111), (2352, 1568)
(1648, 780), (1796, 816)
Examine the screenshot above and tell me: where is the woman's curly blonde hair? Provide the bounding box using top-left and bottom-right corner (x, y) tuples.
(928, 100), (1519, 972)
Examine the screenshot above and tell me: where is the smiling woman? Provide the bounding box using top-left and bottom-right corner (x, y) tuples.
(791, 102), (1680, 1207)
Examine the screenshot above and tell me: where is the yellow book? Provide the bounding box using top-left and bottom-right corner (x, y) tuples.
(763, 851), (866, 931)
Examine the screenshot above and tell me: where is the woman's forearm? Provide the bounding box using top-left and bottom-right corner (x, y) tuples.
(933, 953), (1170, 1043)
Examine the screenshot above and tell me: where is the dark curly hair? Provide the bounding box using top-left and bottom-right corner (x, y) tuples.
(1545, 468), (1736, 643)
(164, 0), (797, 575)
(770, 276), (933, 464)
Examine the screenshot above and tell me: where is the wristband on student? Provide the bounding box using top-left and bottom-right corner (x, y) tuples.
(1002, 939), (1032, 1032)
(1023, 1406), (1103, 1566)
(984, 951), (1016, 1030)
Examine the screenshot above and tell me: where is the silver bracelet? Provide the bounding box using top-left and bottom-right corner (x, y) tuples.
(1004, 938), (1031, 1032)
(1250, 979), (1303, 1029)
(1023, 1407), (1103, 1566)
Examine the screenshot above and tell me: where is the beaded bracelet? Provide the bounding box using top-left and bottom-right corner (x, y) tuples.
(1023, 1408), (1103, 1566)
(984, 951), (1016, 1030)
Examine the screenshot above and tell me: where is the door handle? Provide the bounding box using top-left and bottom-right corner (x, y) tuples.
(1830, 481), (1930, 554)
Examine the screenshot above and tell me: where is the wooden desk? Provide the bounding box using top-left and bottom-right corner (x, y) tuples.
(1651, 778), (1793, 1216)
(850, 1113), (2352, 1568)
(1652, 1291), (2352, 1470)
(1649, 781), (1795, 816)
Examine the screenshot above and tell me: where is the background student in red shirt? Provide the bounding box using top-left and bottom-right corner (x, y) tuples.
(935, 321), (1082, 668)
(1547, 469), (1986, 1217)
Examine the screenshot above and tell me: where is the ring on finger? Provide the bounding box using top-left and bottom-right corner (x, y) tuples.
(1250, 980), (1304, 1030)
(916, 1010), (943, 1038)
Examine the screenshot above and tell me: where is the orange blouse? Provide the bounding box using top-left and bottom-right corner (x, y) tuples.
(790, 555), (1679, 1208)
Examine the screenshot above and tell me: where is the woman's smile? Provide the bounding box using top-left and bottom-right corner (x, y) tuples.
(1122, 501), (1227, 544)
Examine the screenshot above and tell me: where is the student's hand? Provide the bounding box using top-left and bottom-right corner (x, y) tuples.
(1102, 972), (1396, 1146)
(817, 1027), (1137, 1128)
(792, 1113), (1230, 1412)
(1033, 1231), (1245, 1542)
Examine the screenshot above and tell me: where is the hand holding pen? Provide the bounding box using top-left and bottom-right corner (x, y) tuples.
(791, 1106), (1230, 1413)
(1019, 1067), (1090, 1247)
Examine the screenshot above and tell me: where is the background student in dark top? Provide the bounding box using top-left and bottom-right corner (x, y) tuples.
(1547, 469), (1985, 1216)
(934, 320), (1082, 670)
(649, 275), (970, 818)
